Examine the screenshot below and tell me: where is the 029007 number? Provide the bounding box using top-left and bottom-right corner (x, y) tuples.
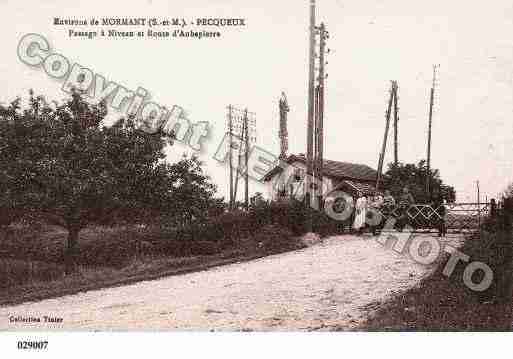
(17, 341), (48, 350)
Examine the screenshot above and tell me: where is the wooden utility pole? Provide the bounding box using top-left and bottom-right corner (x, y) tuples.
(228, 105), (234, 210)
(477, 180), (481, 204)
(313, 86), (321, 209)
(477, 180), (481, 236)
(376, 81), (396, 191)
(393, 83), (399, 166)
(228, 105), (255, 210)
(306, 0), (316, 224)
(314, 22), (327, 209)
(233, 113), (246, 207)
(244, 109), (249, 211)
(426, 65), (438, 200)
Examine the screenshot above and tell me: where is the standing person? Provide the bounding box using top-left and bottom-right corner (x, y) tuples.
(361, 195), (368, 233)
(369, 192), (384, 235)
(383, 190), (396, 212)
(379, 190), (397, 232)
(399, 186), (415, 207)
(397, 186), (415, 231)
(436, 197), (447, 237)
(353, 193), (367, 234)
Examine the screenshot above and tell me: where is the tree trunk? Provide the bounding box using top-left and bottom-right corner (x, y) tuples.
(64, 226), (80, 275)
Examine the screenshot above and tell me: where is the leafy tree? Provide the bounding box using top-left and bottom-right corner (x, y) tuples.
(206, 197), (226, 218)
(165, 154), (220, 227)
(0, 90), (184, 272)
(384, 160), (456, 204)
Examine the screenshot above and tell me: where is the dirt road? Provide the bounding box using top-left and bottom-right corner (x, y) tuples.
(0, 234), (453, 331)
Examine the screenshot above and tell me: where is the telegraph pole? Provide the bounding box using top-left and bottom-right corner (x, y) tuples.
(306, 0), (316, 226)
(233, 114), (245, 207)
(376, 81), (396, 191)
(477, 180), (481, 235)
(315, 22), (328, 209)
(244, 109), (249, 211)
(228, 106), (256, 210)
(228, 105), (234, 210)
(477, 181), (481, 204)
(393, 83), (399, 166)
(426, 65), (438, 200)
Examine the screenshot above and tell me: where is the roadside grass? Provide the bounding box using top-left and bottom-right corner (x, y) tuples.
(0, 223), (305, 306)
(359, 229), (513, 331)
(0, 201), (343, 306)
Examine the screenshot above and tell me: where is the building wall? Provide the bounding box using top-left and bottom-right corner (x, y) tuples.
(265, 160), (335, 201)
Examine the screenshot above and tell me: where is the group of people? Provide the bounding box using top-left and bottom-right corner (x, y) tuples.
(352, 187), (416, 234)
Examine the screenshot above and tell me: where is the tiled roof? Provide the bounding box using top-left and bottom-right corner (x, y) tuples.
(263, 154), (378, 182)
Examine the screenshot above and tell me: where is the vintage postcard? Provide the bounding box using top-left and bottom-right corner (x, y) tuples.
(0, 0), (512, 356)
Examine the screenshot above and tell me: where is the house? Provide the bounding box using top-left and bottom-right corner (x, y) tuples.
(262, 154), (380, 201)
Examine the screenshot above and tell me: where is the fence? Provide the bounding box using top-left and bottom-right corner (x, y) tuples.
(377, 202), (493, 234)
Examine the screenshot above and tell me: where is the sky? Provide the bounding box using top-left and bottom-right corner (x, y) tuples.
(1, 0), (512, 202)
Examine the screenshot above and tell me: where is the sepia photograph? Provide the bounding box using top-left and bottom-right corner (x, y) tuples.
(0, 0), (512, 356)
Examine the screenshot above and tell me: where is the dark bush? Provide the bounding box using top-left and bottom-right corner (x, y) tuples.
(160, 200), (342, 250)
(0, 199), (344, 291)
(188, 240), (220, 256)
(0, 259), (63, 289)
(251, 224), (300, 252)
(312, 209), (340, 237)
